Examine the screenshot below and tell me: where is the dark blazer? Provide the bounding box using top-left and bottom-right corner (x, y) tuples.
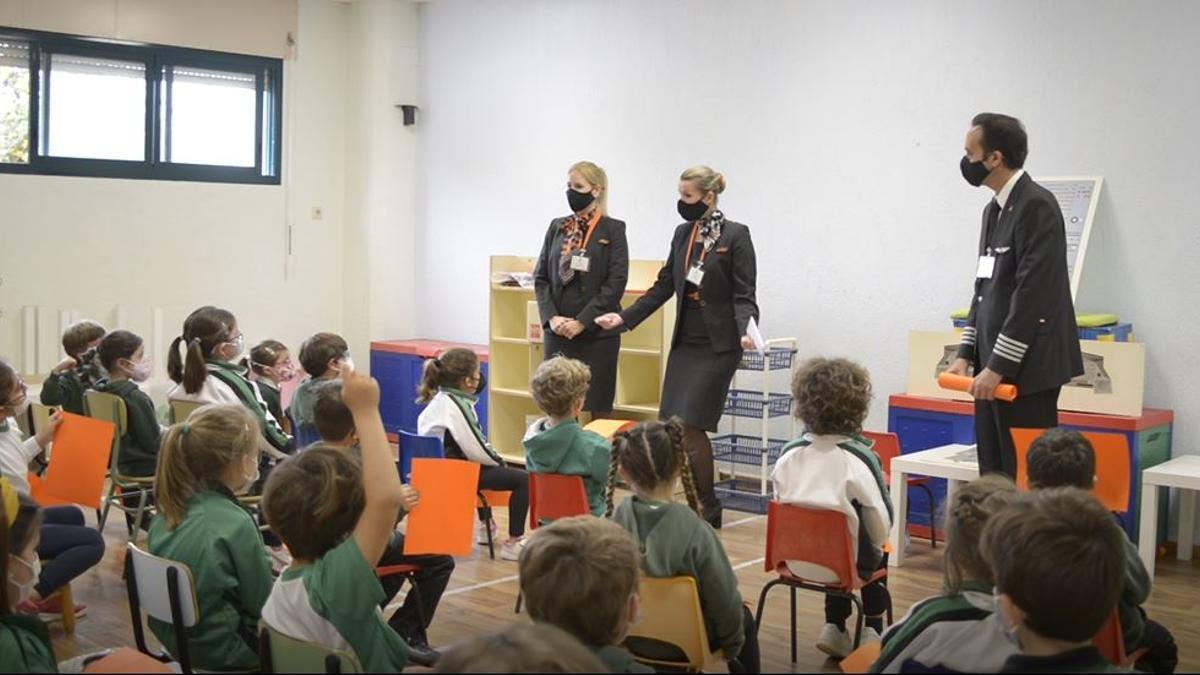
(957, 173), (1084, 394)
(622, 219), (759, 354)
(534, 215), (630, 334)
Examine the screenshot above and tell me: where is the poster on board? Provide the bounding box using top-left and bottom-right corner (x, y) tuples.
(1040, 176), (1103, 301)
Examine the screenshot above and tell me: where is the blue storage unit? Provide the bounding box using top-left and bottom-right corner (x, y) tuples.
(888, 394), (1173, 541)
(371, 340), (489, 436)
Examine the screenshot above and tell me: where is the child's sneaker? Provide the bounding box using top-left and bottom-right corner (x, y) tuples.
(17, 596), (88, 623)
(499, 536), (527, 561)
(476, 519), (499, 546)
(816, 623), (852, 659)
(860, 626), (882, 644)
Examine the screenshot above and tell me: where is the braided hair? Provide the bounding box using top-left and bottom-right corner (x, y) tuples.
(604, 417), (700, 517)
(943, 474), (1020, 593)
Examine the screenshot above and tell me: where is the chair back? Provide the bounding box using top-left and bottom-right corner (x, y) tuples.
(125, 543), (199, 672)
(623, 575), (719, 671)
(397, 430), (445, 481)
(764, 501), (859, 588)
(31, 404), (56, 436)
(528, 473), (589, 529)
(84, 391), (130, 476)
(1091, 608), (1127, 665)
(861, 431), (901, 475)
(260, 622), (363, 674)
(168, 400), (205, 425)
(1011, 428), (1131, 512)
(840, 641), (883, 673)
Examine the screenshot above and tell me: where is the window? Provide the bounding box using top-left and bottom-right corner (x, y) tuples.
(0, 27), (282, 184)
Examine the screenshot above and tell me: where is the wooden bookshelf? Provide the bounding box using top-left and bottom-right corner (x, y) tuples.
(488, 255), (675, 464)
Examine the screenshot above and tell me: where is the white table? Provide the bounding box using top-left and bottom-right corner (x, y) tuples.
(1138, 455), (1200, 582)
(889, 444), (980, 567)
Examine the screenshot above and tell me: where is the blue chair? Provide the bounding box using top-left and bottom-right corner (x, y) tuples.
(397, 430), (445, 482)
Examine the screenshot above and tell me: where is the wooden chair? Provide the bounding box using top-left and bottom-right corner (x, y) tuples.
(85, 391), (154, 543)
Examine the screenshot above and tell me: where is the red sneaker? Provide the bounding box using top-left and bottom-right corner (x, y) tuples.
(17, 596), (87, 622)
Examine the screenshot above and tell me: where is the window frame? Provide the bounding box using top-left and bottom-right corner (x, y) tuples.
(0, 26), (282, 185)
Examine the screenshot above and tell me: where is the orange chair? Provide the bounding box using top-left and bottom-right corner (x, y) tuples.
(1092, 608), (1148, 667)
(1011, 428), (1131, 513)
(862, 431), (937, 548)
(839, 641), (882, 673)
(528, 473), (590, 530)
(754, 502), (893, 663)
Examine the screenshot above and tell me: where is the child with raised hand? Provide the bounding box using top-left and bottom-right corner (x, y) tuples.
(771, 356), (892, 657)
(870, 475), (1020, 673)
(40, 319), (105, 415)
(246, 339), (297, 434)
(167, 305), (292, 457)
(1027, 428), (1177, 673)
(147, 403), (273, 672)
(523, 356), (611, 516)
(417, 347), (530, 560)
(606, 418), (760, 673)
(519, 515), (652, 673)
(310, 378), (454, 666)
(261, 367), (410, 671)
(984, 488), (1131, 673)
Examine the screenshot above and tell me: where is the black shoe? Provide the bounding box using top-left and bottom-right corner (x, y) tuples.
(703, 503), (723, 529)
(405, 640), (441, 667)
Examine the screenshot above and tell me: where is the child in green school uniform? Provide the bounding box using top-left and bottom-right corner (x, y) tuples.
(147, 404), (274, 671)
(519, 516), (653, 673)
(287, 332), (351, 442)
(247, 339), (297, 435)
(1, 477), (57, 673)
(261, 367), (410, 671)
(606, 419), (761, 673)
(93, 330), (163, 478)
(523, 356), (611, 516)
(985, 489), (1134, 674)
(39, 319), (105, 415)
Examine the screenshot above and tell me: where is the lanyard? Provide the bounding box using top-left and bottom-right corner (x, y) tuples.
(684, 223), (710, 269)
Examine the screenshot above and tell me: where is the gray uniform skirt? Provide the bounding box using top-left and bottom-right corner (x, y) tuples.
(659, 302), (741, 432)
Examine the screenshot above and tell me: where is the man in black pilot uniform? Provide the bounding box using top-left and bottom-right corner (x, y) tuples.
(947, 113), (1084, 478)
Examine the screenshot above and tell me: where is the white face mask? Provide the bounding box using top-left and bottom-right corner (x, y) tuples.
(338, 355), (355, 374)
(124, 357), (153, 383)
(10, 554), (40, 603)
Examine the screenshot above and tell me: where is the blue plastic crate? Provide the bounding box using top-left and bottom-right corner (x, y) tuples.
(738, 347), (798, 371)
(1079, 323), (1133, 342)
(723, 390), (793, 419)
(715, 478), (770, 514)
(712, 434), (789, 467)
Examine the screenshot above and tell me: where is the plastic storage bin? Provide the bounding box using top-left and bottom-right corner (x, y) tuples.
(723, 390), (793, 419)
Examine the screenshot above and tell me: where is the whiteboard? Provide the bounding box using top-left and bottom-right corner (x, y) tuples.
(1041, 176), (1104, 301)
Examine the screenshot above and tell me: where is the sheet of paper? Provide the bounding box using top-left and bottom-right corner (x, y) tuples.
(404, 458), (481, 556)
(747, 316), (766, 354)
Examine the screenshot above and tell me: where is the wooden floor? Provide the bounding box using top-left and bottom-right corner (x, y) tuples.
(49, 498), (1200, 673)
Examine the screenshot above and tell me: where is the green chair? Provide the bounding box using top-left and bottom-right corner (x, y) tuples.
(259, 621), (363, 674)
(168, 399), (206, 425)
(85, 391), (154, 543)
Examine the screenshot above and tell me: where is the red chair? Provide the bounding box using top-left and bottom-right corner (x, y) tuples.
(862, 431), (938, 548)
(754, 502), (893, 663)
(376, 564), (426, 643)
(1092, 608), (1148, 668)
(515, 473), (591, 613)
(528, 473), (590, 530)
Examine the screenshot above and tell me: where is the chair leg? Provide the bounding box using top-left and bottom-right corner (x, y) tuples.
(57, 583), (76, 634)
(130, 489), (150, 546)
(99, 482), (117, 532)
(407, 575), (428, 642)
(916, 483), (938, 548)
(849, 592), (865, 649)
(790, 585), (797, 664)
(752, 578), (781, 637)
(514, 591), (523, 614)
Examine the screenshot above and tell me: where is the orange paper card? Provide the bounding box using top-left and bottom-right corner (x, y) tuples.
(404, 458), (480, 556)
(41, 412), (115, 509)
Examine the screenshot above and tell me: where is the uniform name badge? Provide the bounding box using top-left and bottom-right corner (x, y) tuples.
(976, 255), (996, 279)
(570, 252), (590, 273)
(686, 262), (706, 285)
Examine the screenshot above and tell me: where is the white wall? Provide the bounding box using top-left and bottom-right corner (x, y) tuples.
(416, 1), (1200, 455)
(0, 0), (349, 394)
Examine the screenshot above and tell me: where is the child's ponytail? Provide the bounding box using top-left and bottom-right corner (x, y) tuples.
(183, 338), (208, 394)
(416, 358), (444, 404)
(167, 335), (187, 384)
(664, 417), (701, 516)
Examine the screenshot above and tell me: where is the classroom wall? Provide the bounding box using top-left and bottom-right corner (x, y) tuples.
(415, 2), (1200, 468)
(0, 0), (350, 395)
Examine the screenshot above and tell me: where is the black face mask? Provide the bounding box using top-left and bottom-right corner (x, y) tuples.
(677, 199), (709, 222)
(960, 155), (992, 187)
(566, 189), (596, 213)
(474, 372), (488, 396)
